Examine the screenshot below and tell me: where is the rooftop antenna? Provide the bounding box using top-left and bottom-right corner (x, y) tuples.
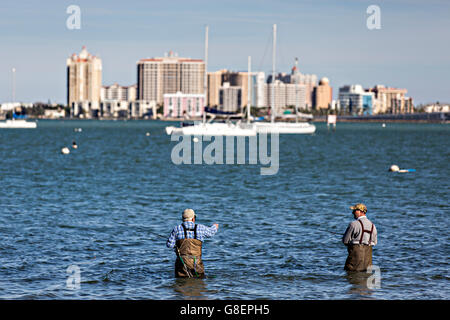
(271, 24), (276, 123)
(295, 57), (299, 123)
(12, 67), (16, 103)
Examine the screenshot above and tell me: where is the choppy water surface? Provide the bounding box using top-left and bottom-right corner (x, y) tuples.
(0, 120), (448, 299)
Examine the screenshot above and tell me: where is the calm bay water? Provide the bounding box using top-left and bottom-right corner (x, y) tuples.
(0, 120), (448, 300)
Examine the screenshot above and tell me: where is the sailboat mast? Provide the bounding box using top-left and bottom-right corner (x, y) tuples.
(271, 24), (276, 123)
(247, 56), (251, 124)
(12, 67), (16, 103)
(203, 25), (209, 124)
(295, 57), (299, 123)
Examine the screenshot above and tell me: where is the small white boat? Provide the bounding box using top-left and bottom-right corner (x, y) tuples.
(1, 68), (37, 129)
(0, 119), (37, 129)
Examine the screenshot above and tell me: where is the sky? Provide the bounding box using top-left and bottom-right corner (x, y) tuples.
(0, 0), (449, 105)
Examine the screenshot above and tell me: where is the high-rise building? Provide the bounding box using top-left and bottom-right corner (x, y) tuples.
(207, 69), (227, 107)
(270, 58), (317, 109)
(219, 82), (242, 113)
(338, 85), (374, 115)
(137, 51), (205, 106)
(222, 72), (250, 109)
(251, 72), (266, 108)
(367, 85), (411, 114)
(66, 46), (102, 116)
(208, 70), (266, 109)
(265, 80), (307, 114)
(313, 77), (332, 110)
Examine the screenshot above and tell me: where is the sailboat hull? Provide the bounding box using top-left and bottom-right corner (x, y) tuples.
(166, 123), (256, 136)
(0, 120), (37, 129)
(165, 122), (316, 135)
(255, 122), (316, 134)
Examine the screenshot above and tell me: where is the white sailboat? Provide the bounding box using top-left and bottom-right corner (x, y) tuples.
(254, 24), (316, 134)
(0, 68), (37, 129)
(165, 26), (256, 136)
(0, 119), (37, 129)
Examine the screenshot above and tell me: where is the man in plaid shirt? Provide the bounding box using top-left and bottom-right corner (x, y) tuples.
(166, 209), (218, 278)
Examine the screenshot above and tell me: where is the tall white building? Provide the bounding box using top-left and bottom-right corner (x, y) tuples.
(251, 72), (266, 108)
(67, 46), (102, 117)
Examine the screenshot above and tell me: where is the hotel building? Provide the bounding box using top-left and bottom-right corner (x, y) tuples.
(67, 46), (102, 117)
(367, 85), (412, 114)
(137, 51), (205, 106)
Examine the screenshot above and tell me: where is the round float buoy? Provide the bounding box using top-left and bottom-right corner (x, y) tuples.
(382, 123), (386, 128)
(146, 132), (150, 136)
(193, 137), (199, 143)
(61, 147), (70, 155)
(389, 165), (400, 172)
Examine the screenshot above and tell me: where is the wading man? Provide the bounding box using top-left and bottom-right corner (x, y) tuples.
(166, 209), (218, 278)
(342, 203), (377, 272)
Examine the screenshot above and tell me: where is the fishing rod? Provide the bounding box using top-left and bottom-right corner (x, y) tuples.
(302, 226), (342, 236)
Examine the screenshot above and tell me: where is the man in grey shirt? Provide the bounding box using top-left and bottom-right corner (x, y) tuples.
(342, 203), (377, 271)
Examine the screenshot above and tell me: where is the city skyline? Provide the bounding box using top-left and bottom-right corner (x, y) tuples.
(1, 0), (449, 105)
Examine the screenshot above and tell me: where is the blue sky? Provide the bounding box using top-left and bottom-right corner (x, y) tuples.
(0, 0), (449, 105)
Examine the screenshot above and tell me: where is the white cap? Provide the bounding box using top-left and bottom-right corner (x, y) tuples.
(182, 209), (196, 221)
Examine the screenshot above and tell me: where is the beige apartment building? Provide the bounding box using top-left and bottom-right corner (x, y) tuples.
(368, 85), (413, 114)
(137, 51), (205, 106)
(313, 77), (333, 110)
(207, 69), (227, 107)
(66, 46), (102, 113)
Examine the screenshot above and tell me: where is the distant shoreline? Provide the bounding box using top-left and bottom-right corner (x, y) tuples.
(14, 111), (449, 124)
(313, 112), (449, 123)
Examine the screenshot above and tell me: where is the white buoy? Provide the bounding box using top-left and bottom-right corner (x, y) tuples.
(61, 147), (70, 155)
(146, 132), (150, 136)
(389, 165), (400, 172)
(382, 123), (386, 128)
(193, 137), (199, 143)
